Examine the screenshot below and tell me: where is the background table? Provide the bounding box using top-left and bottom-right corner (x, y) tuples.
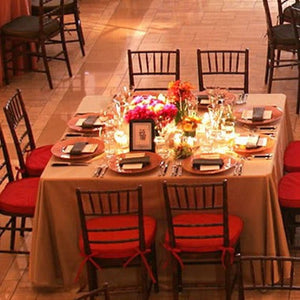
(0, 0), (30, 85)
(30, 93), (292, 288)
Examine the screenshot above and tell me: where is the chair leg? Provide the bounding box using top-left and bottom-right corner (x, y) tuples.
(20, 217), (26, 237)
(74, 11), (85, 56)
(297, 59), (300, 114)
(86, 260), (98, 292)
(224, 252), (232, 300)
(267, 48), (275, 93)
(40, 42), (53, 89)
(60, 30), (73, 78)
(140, 260), (148, 300)
(151, 243), (159, 293)
(265, 45), (270, 85)
(10, 216), (17, 251)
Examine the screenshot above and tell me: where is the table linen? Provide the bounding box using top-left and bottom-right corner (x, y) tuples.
(30, 93), (292, 288)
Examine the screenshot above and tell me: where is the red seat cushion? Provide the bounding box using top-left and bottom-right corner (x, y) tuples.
(79, 215), (156, 258)
(284, 141), (300, 172)
(278, 172), (300, 208)
(26, 145), (53, 176)
(0, 177), (39, 215)
(165, 213), (243, 253)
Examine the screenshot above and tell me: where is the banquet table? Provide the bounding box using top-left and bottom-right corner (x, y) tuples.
(0, 0), (31, 85)
(30, 93), (293, 288)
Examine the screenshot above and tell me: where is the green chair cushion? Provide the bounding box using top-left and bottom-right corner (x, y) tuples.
(1, 16), (60, 39)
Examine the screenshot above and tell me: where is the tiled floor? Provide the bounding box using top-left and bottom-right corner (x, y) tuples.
(1, 0), (300, 299)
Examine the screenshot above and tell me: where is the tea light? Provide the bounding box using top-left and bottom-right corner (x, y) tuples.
(114, 130), (128, 148)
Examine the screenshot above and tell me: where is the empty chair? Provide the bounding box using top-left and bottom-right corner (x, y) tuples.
(237, 254), (300, 299)
(262, 0), (300, 113)
(127, 49), (180, 91)
(3, 89), (53, 178)
(196, 49), (249, 93)
(284, 141), (300, 172)
(277, 0), (300, 24)
(0, 124), (39, 254)
(0, 0), (72, 89)
(162, 179), (243, 300)
(278, 172), (300, 249)
(76, 185), (159, 299)
(31, 0), (85, 56)
(74, 283), (110, 300)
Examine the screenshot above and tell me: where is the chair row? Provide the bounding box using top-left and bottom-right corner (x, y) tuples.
(74, 180), (243, 300)
(127, 48), (249, 94)
(0, 0), (85, 90)
(0, 89), (53, 254)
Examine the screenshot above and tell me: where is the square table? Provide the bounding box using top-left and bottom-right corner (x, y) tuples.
(30, 93), (292, 288)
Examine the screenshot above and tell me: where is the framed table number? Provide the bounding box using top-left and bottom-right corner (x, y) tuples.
(129, 119), (155, 152)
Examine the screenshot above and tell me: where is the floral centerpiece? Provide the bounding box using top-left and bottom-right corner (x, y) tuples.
(176, 115), (202, 137)
(124, 94), (178, 129)
(167, 80), (195, 124)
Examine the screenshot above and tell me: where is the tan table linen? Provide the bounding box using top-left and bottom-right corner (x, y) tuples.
(30, 93), (292, 288)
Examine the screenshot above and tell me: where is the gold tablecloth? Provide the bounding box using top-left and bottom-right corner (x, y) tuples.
(30, 93), (293, 288)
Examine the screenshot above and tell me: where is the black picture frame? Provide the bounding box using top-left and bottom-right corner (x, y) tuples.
(129, 119), (155, 152)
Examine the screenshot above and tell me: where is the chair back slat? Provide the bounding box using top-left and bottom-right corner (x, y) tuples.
(163, 180), (229, 249)
(128, 49), (180, 91)
(197, 49), (249, 93)
(238, 255), (300, 299)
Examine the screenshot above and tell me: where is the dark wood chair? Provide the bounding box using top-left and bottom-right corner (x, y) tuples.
(196, 49), (249, 94)
(0, 0), (72, 89)
(0, 124), (39, 254)
(127, 49), (180, 91)
(278, 172), (300, 249)
(74, 283), (110, 300)
(262, 0), (300, 113)
(237, 254), (300, 299)
(162, 179), (243, 300)
(31, 0), (85, 56)
(76, 185), (159, 300)
(277, 0), (300, 24)
(3, 89), (53, 178)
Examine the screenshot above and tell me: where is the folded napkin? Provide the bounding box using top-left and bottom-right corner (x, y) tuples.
(252, 107), (265, 122)
(82, 115), (99, 128)
(70, 142), (88, 155)
(197, 94), (210, 105)
(192, 158), (224, 170)
(119, 155), (150, 167)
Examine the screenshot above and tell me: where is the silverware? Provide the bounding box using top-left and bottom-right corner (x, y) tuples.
(99, 165), (108, 177)
(159, 161), (165, 176)
(51, 162), (88, 167)
(251, 153), (273, 159)
(177, 162), (182, 176)
(162, 162), (169, 176)
(171, 163), (178, 176)
(94, 166), (102, 177)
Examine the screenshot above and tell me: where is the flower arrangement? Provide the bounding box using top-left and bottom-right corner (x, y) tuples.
(124, 95), (178, 126)
(167, 80), (195, 124)
(173, 143), (193, 159)
(176, 115), (202, 136)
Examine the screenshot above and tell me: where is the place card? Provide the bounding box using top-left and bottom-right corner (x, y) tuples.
(124, 152), (145, 159)
(200, 165), (221, 171)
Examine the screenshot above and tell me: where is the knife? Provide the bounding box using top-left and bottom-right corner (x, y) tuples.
(51, 162), (88, 167)
(162, 162), (169, 176)
(93, 166), (102, 177)
(251, 154), (273, 159)
(99, 165), (108, 177)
